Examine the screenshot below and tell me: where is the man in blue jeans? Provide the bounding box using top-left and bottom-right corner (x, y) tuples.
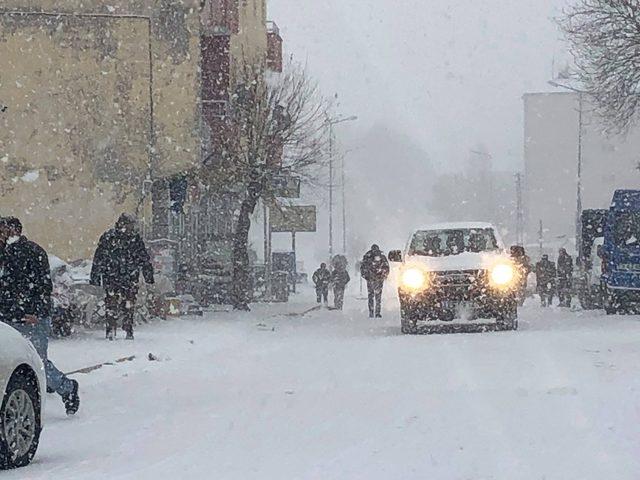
(0, 217), (80, 415)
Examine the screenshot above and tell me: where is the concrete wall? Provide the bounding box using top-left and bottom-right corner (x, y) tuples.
(524, 92), (640, 251)
(0, 1), (202, 260)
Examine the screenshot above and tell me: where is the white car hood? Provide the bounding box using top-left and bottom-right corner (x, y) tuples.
(405, 251), (509, 272)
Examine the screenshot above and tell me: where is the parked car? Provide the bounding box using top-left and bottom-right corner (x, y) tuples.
(0, 322), (46, 469)
(389, 222), (519, 334)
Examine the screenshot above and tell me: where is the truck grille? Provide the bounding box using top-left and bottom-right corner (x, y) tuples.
(432, 270), (485, 288)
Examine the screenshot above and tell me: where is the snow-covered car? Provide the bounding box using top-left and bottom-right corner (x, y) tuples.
(0, 322), (45, 469)
(389, 222), (519, 334)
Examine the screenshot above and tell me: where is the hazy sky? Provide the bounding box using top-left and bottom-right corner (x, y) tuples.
(269, 0), (569, 170)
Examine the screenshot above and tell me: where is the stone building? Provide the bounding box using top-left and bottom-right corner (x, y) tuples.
(0, 0), (203, 260)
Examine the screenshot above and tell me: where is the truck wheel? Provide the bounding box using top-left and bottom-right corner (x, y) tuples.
(401, 315), (418, 335)
(496, 301), (518, 331)
(604, 289), (619, 315)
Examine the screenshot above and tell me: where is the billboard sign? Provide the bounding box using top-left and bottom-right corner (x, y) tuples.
(270, 205), (317, 233)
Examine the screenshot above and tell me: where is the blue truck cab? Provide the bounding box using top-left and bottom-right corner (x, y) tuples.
(601, 190), (640, 313)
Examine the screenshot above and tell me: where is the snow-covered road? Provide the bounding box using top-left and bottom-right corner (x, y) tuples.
(7, 291), (640, 480)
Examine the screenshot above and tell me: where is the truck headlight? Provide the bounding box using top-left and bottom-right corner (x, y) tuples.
(490, 263), (515, 288)
(401, 267), (428, 292)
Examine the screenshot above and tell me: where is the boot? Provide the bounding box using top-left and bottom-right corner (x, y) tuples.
(63, 380), (80, 416)
(106, 327), (115, 341)
(124, 325), (134, 340)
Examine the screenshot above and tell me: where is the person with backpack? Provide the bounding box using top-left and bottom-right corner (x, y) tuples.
(331, 264), (351, 310)
(360, 244), (390, 318)
(536, 254), (557, 307)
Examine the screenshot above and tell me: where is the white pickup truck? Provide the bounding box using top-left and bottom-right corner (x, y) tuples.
(389, 222), (519, 334)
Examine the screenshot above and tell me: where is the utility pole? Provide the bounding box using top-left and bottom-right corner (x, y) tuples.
(291, 231), (297, 294)
(539, 220), (544, 256)
(515, 173), (524, 246)
(263, 201), (272, 300)
(576, 93), (584, 249)
(548, 80), (585, 251)
(341, 153), (347, 254)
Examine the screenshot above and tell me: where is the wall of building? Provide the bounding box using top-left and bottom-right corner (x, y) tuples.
(0, 1), (202, 260)
(524, 92), (640, 251)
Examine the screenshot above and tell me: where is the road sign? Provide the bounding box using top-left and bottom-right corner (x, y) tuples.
(270, 205), (317, 233)
(272, 175), (301, 198)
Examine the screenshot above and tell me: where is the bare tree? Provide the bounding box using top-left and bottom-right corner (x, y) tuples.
(560, 0), (640, 132)
(203, 62), (329, 311)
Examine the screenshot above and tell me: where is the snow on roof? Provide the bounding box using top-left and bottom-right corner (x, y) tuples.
(412, 222), (497, 231)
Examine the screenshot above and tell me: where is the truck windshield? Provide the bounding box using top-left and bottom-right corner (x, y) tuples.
(613, 212), (640, 247)
(409, 228), (499, 257)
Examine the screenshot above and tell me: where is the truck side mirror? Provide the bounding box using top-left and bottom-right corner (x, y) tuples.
(388, 250), (403, 263)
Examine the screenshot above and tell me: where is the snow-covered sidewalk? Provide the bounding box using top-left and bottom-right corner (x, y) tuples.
(7, 290), (640, 480)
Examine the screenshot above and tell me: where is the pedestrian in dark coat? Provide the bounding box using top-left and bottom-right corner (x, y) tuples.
(91, 214), (154, 340)
(535, 254), (556, 307)
(360, 244), (390, 318)
(0, 217), (80, 415)
(331, 267), (351, 310)
(557, 248), (574, 307)
(312, 263), (331, 305)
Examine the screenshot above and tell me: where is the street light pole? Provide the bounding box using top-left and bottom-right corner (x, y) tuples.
(548, 80), (585, 250)
(325, 115), (358, 259)
(329, 122), (334, 259)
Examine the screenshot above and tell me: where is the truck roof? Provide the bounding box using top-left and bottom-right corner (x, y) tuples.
(611, 190), (640, 211)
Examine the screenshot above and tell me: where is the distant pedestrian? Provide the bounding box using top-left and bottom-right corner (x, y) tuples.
(331, 265), (351, 310)
(91, 214), (154, 340)
(360, 244), (390, 318)
(557, 248), (574, 307)
(536, 254), (556, 307)
(510, 246), (532, 306)
(0, 217), (80, 415)
(312, 263), (331, 305)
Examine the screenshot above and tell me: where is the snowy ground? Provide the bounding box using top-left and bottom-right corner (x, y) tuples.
(7, 286), (640, 480)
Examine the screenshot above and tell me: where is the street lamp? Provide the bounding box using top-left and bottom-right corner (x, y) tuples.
(325, 114), (358, 259)
(548, 80), (585, 252)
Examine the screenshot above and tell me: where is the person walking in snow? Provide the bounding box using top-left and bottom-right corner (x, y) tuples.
(312, 263), (331, 305)
(331, 265), (351, 310)
(0, 217), (80, 415)
(557, 248), (574, 307)
(91, 214), (154, 340)
(360, 245), (390, 318)
(535, 254), (556, 307)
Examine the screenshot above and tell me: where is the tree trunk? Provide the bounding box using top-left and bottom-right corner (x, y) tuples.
(231, 184), (261, 311)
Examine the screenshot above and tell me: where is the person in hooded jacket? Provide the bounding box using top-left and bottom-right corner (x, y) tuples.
(557, 248), (574, 307)
(0, 217), (80, 415)
(312, 263), (331, 305)
(360, 245), (390, 318)
(91, 214), (154, 340)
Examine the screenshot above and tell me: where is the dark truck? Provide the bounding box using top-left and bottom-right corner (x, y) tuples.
(602, 190), (640, 313)
(579, 190), (640, 314)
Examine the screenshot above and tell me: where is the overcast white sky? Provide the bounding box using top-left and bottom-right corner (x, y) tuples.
(269, 0), (570, 170)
